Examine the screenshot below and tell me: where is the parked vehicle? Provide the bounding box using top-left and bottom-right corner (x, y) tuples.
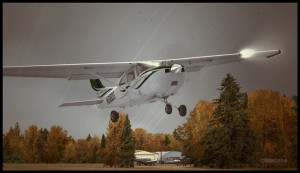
(135, 158), (157, 166)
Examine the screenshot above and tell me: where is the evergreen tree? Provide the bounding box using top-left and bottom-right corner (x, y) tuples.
(38, 128), (48, 162)
(86, 134), (92, 141)
(164, 135), (171, 150)
(119, 115), (135, 168)
(98, 134), (106, 163)
(237, 93), (260, 167)
(200, 73), (260, 168)
(100, 134), (106, 149)
(164, 135), (170, 146)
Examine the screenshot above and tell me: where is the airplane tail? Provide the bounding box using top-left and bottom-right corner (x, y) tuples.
(90, 79), (114, 99)
(90, 79), (105, 91)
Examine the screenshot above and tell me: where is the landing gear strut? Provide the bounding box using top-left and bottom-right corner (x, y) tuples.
(110, 110), (119, 123)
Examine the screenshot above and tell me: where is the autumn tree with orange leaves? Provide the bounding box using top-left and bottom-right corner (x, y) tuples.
(102, 113), (126, 167)
(22, 125), (41, 163)
(43, 125), (70, 163)
(74, 139), (89, 163)
(174, 100), (216, 165)
(62, 141), (76, 163)
(86, 136), (101, 163)
(248, 90), (298, 168)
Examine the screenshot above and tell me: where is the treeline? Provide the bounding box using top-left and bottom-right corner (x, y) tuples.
(2, 116), (181, 165)
(173, 74), (297, 168)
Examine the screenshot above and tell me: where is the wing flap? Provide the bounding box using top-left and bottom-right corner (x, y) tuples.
(59, 99), (103, 107)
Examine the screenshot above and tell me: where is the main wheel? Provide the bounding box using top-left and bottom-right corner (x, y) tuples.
(110, 110), (119, 123)
(165, 104), (172, 114)
(178, 105), (187, 117)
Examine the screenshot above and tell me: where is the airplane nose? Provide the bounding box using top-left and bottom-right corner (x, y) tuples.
(171, 64), (184, 74)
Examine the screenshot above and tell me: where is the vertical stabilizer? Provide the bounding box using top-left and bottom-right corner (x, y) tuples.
(90, 79), (105, 91)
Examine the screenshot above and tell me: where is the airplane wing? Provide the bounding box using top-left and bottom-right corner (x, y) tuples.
(3, 49), (281, 79)
(3, 62), (134, 80)
(158, 49), (281, 72)
(59, 99), (103, 107)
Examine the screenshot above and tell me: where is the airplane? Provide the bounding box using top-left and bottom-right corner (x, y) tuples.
(3, 49), (281, 123)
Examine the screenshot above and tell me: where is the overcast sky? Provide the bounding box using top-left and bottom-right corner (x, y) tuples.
(3, 3), (297, 140)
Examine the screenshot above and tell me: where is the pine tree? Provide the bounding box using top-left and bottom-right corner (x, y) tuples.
(164, 135), (171, 150)
(119, 115), (135, 168)
(86, 134), (92, 141)
(97, 134), (106, 163)
(38, 128), (48, 162)
(200, 73), (259, 168)
(100, 134), (106, 149)
(237, 93), (260, 167)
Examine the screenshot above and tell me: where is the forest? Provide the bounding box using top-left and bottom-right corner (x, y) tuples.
(3, 74), (298, 168)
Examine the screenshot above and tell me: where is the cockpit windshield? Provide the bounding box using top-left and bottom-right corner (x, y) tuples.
(119, 74), (126, 86)
(136, 63), (154, 76)
(118, 63), (157, 86)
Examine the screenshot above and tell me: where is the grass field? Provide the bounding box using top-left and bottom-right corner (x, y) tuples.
(2, 163), (298, 171)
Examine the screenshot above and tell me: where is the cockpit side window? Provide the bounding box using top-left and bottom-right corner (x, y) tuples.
(119, 74), (126, 86)
(126, 68), (135, 83)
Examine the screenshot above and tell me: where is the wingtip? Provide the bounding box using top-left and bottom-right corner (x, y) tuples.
(266, 50), (281, 58)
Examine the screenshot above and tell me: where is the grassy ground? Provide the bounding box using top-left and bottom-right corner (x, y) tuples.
(2, 163), (298, 171)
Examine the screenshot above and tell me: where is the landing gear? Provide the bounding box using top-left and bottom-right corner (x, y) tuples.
(165, 104), (172, 114)
(163, 99), (187, 117)
(178, 105), (187, 117)
(110, 110), (119, 123)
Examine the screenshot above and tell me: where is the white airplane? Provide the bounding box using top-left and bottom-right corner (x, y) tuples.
(3, 49), (281, 123)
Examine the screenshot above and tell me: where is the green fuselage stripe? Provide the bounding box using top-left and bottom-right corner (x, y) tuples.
(135, 71), (158, 89)
(139, 65), (172, 77)
(99, 88), (113, 98)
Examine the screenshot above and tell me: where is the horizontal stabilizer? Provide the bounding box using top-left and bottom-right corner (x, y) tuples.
(59, 99), (103, 107)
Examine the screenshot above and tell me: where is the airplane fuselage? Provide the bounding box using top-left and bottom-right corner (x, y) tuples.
(96, 65), (185, 109)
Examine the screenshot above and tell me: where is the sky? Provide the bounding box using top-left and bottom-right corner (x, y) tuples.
(3, 3), (297, 140)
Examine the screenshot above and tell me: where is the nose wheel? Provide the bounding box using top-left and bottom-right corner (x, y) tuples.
(110, 110), (119, 123)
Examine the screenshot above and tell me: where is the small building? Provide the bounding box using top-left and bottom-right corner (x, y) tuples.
(155, 151), (183, 162)
(135, 150), (159, 162)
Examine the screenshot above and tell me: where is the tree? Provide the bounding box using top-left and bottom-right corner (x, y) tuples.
(248, 90), (298, 168)
(62, 141), (76, 163)
(291, 95), (298, 112)
(86, 134), (92, 141)
(38, 128), (48, 162)
(3, 122), (24, 158)
(22, 125), (41, 163)
(164, 135), (170, 150)
(86, 136), (101, 163)
(236, 93), (261, 167)
(100, 134), (106, 149)
(119, 115), (135, 168)
(201, 73), (259, 168)
(174, 100), (216, 166)
(97, 134), (106, 163)
(132, 128), (147, 150)
(74, 139), (89, 162)
(102, 113), (126, 167)
(43, 125), (68, 163)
